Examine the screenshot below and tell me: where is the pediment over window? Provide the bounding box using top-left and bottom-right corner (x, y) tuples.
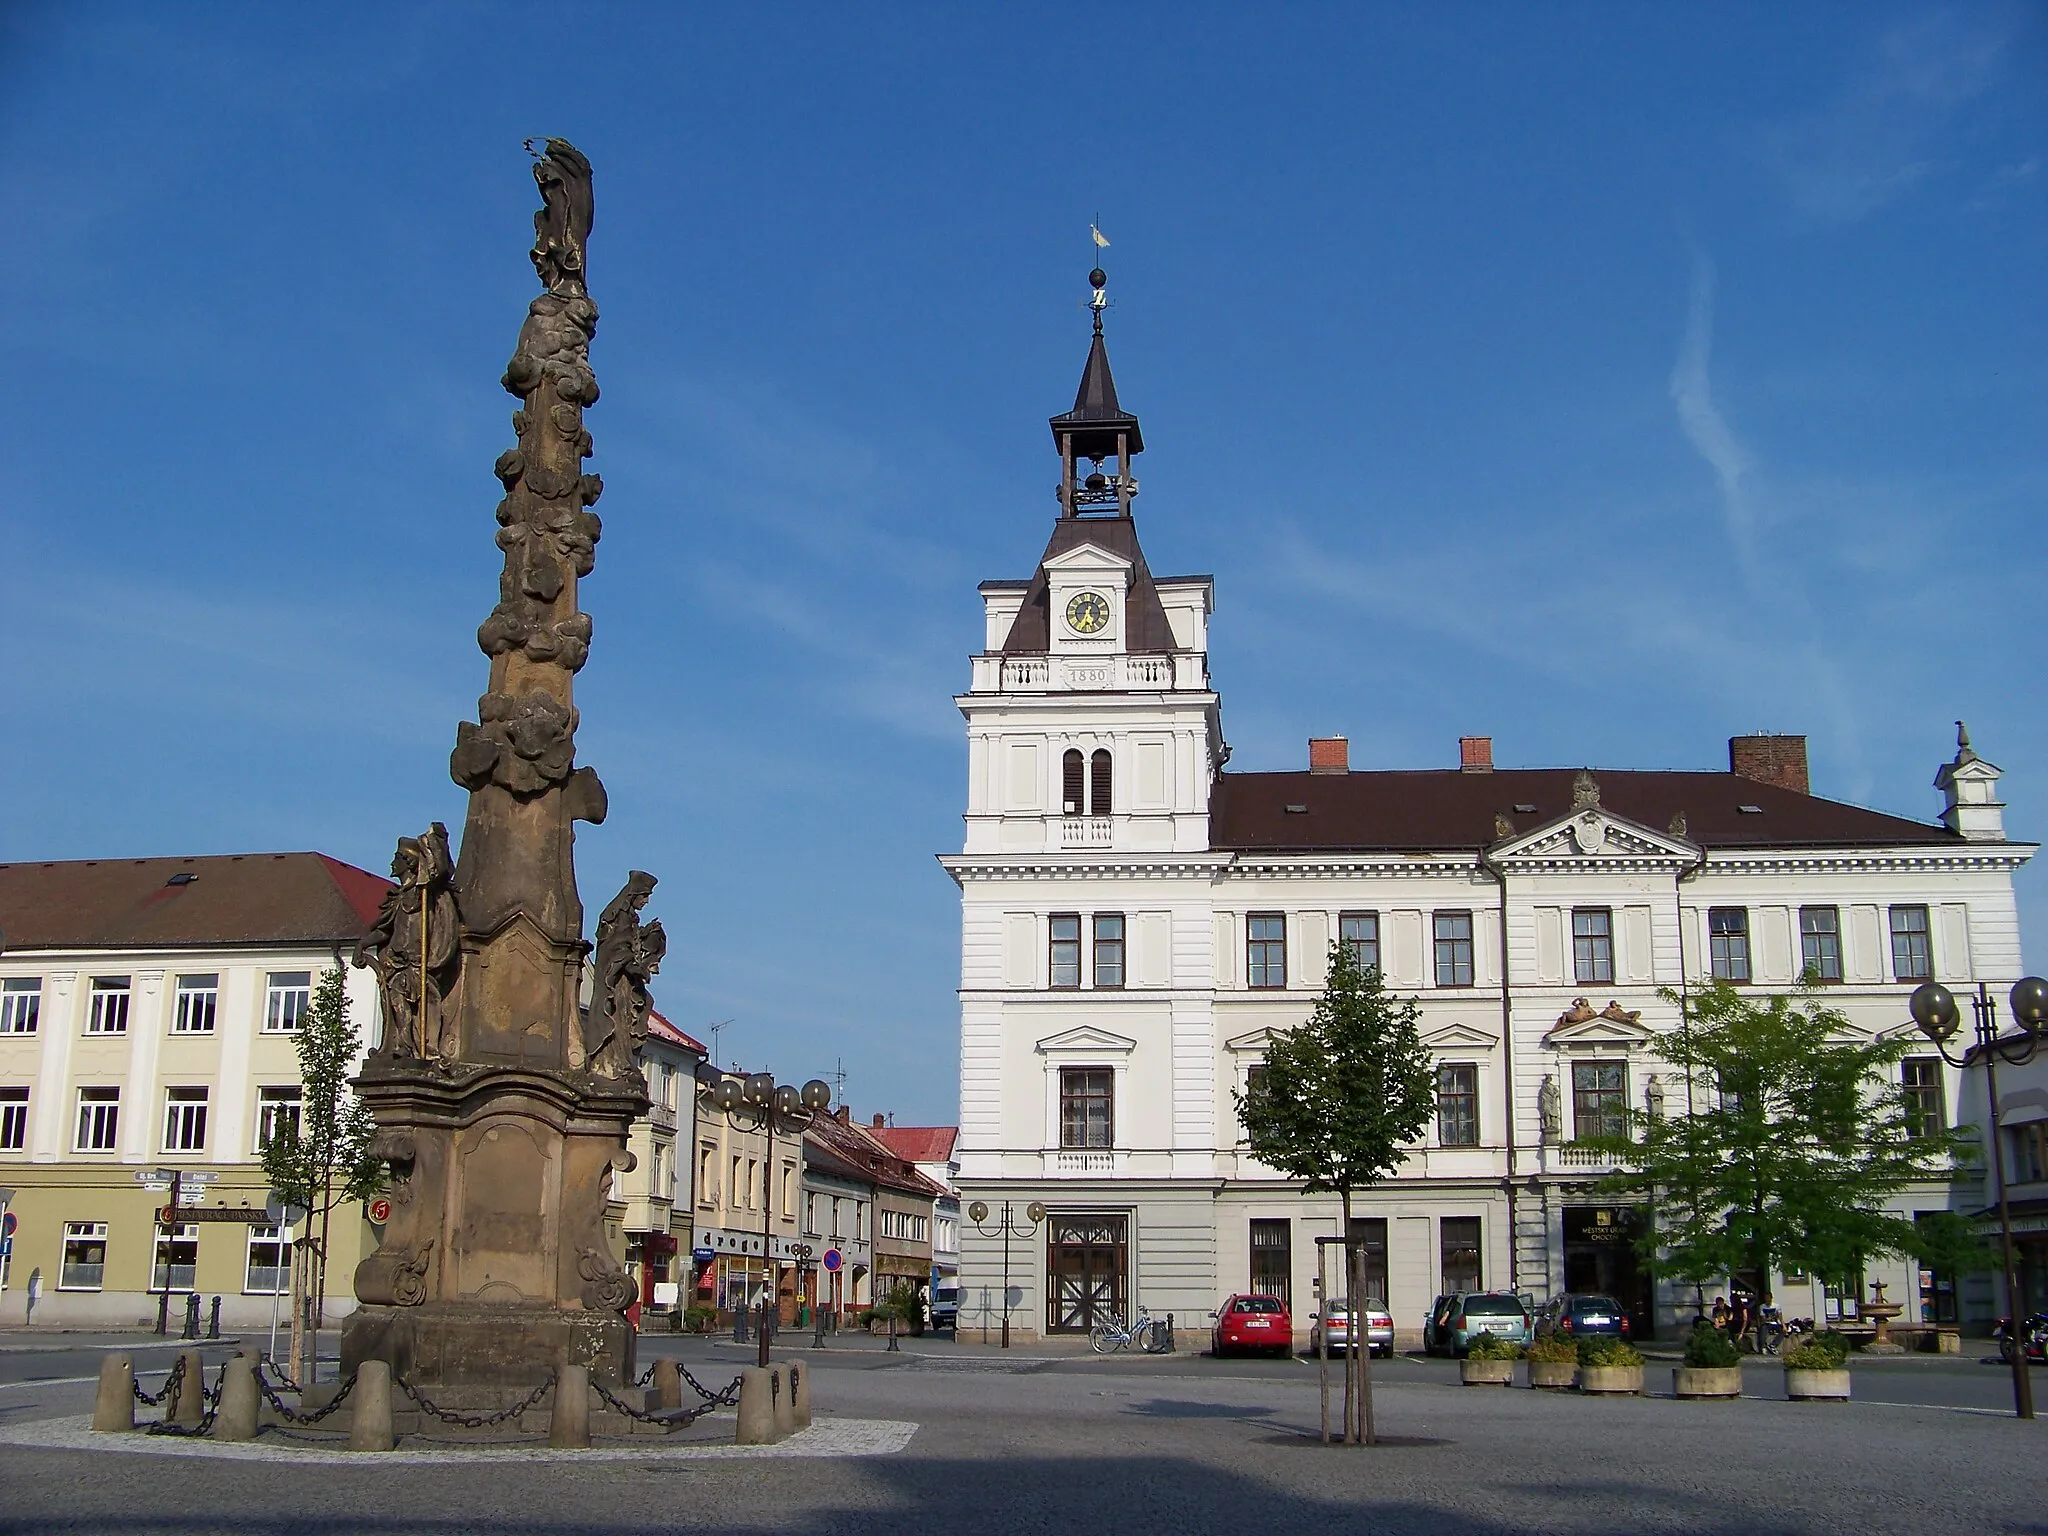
(1041, 544), (1134, 579)
(1223, 1026), (1286, 1054)
(1035, 1024), (1137, 1056)
(1421, 1022), (1499, 1052)
(1491, 807), (1697, 864)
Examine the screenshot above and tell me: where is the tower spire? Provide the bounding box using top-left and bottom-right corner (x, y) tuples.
(1051, 262), (1143, 518)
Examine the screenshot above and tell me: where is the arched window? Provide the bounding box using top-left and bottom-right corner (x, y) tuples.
(1062, 750), (1085, 815)
(1090, 750), (1113, 816)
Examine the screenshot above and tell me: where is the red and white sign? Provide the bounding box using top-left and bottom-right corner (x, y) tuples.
(367, 1197), (392, 1224)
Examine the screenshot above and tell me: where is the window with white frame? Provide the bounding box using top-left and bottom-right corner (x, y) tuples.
(87, 976), (131, 1035)
(245, 1224), (293, 1294)
(265, 972), (312, 1032)
(698, 1143), (715, 1206)
(162, 1087), (209, 1153)
(172, 974), (219, 1034)
(804, 1191), (818, 1235)
(0, 978), (41, 1034)
(153, 1222), (199, 1290)
(74, 1087), (120, 1151)
(256, 1086), (301, 1149)
(0, 1086), (27, 1151)
(60, 1222), (108, 1290)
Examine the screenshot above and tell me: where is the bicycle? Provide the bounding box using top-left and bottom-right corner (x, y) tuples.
(1090, 1309), (1171, 1355)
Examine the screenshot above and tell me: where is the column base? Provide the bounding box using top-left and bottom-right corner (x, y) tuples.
(341, 1302), (634, 1389)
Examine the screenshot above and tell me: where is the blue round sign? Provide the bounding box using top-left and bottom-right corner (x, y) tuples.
(823, 1248), (843, 1273)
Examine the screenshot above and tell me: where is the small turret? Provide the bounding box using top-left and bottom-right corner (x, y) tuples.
(1936, 721), (2007, 841)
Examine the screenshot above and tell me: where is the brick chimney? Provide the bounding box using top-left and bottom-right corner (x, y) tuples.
(1729, 734), (1809, 795)
(872, 1112), (886, 1129)
(1459, 736), (1493, 773)
(1309, 736), (1349, 775)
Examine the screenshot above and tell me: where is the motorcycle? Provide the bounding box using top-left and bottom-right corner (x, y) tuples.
(1994, 1313), (2048, 1364)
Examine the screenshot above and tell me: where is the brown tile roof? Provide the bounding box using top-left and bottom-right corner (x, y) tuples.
(869, 1126), (957, 1165)
(998, 514), (1180, 655)
(802, 1111), (948, 1200)
(0, 852), (390, 951)
(646, 1010), (706, 1056)
(1209, 768), (1958, 854)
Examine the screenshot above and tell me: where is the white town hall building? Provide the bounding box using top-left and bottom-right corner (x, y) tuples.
(942, 269), (2035, 1345)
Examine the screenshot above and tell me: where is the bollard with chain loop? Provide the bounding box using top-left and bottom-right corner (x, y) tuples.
(251, 1362), (362, 1425)
(393, 1371), (555, 1430)
(132, 1354), (186, 1407)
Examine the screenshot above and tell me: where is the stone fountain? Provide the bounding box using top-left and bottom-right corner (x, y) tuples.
(339, 141), (660, 1392)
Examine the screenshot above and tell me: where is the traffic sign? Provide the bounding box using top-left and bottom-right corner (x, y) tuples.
(822, 1248), (843, 1273)
(1, 1211), (15, 1239)
(1, 1237), (12, 1258)
(691, 1246), (716, 1264)
(366, 1196), (392, 1224)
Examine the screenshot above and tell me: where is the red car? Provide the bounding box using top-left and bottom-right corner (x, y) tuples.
(1211, 1293), (1293, 1357)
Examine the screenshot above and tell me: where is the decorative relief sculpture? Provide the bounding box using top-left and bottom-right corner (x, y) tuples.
(1556, 998), (1598, 1027)
(1645, 1074), (1666, 1119)
(577, 1245), (637, 1313)
(1538, 1075), (1562, 1142)
(583, 871), (664, 1080)
(1572, 769), (1601, 810)
(451, 690), (581, 794)
(357, 1238), (435, 1308)
(355, 826), (460, 1060)
(1598, 1000), (1643, 1027)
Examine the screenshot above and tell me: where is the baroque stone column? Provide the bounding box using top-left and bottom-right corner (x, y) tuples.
(341, 141), (657, 1390)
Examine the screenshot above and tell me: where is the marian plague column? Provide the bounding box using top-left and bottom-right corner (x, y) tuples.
(342, 141), (659, 1389)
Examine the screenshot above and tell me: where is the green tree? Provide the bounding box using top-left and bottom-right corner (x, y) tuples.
(1586, 982), (1971, 1317)
(1235, 943), (1436, 1443)
(259, 966), (382, 1380)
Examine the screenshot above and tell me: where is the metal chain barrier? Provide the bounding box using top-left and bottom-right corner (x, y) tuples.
(676, 1362), (743, 1405)
(587, 1373), (732, 1431)
(131, 1354), (186, 1407)
(145, 1361), (227, 1438)
(394, 1371), (554, 1429)
(251, 1362), (361, 1426)
(633, 1361), (659, 1388)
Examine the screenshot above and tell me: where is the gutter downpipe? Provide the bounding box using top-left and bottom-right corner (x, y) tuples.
(1482, 847), (1520, 1293)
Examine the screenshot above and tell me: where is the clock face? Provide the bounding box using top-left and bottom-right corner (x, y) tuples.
(1065, 591), (1112, 635)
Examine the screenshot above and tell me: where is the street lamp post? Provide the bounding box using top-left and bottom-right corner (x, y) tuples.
(696, 1065), (832, 1369)
(1909, 976), (2048, 1421)
(966, 1199), (1045, 1349)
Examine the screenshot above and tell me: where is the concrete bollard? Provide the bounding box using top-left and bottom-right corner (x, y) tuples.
(347, 1359), (394, 1452)
(209, 1355), (260, 1442)
(790, 1359), (811, 1429)
(734, 1366), (777, 1444)
(550, 1364), (591, 1448)
(770, 1363), (794, 1439)
(170, 1350), (207, 1426)
(91, 1354), (135, 1432)
(652, 1358), (682, 1411)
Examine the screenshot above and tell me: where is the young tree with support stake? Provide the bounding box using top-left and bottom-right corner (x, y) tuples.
(1584, 982), (1973, 1339)
(1235, 943), (1436, 1445)
(259, 966), (383, 1384)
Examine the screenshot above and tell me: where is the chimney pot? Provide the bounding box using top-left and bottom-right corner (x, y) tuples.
(1729, 734), (1809, 795)
(1459, 736), (1493, 773)
(1308, 736), (1348, 775)
(872, 1113), (886, 1129)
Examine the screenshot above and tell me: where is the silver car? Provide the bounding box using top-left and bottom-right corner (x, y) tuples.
(1309, 1298), (1395, 1357)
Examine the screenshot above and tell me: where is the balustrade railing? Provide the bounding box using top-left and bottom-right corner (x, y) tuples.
(1061, 816), (1113, 847)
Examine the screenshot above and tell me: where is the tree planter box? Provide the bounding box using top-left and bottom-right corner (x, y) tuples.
(1460, 1359), (1516, 1387)
(1785, 1368), (1851, 1401)
(1526, 1361), (1578, 1390)
(1578, 1365), (1644, 1395)
(1673, 1366), (1743, 1399)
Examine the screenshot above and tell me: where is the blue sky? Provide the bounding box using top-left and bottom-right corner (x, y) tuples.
(2, 4), (2042, 1124)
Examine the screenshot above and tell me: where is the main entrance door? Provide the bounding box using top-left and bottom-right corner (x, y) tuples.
(1047, 1215), (1127, 1333)
(1563, 1205), (1653, 1338)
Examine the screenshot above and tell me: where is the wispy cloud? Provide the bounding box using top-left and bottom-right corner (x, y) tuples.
(1669, 252), (1758, 588)
(1763, 9), (2017, 223)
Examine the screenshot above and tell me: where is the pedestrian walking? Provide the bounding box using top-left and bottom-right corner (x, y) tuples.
(24, 1266), (42, 1326)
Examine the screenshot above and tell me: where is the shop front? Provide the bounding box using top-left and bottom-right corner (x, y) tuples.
(1562, 1204), (1654, 1339)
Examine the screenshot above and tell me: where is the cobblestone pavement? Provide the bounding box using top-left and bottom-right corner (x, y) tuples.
(0, 1350), (2041, 1534)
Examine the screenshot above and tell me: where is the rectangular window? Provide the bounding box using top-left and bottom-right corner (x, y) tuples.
(1890, 905), (1933, 982)
(805, 1192), (818, 1235)
(1249, 1217), (1292, 1308)
(1060, 1066), (1114, 1149)
(60, 1221), (108, 1290)
(1572, 909), (1614, 984)
(1247, 914), (1287, 989)
(265, 971), (312, 1032)
(172, 974), (219, 1034)
(1708, 907), (1751, 983)
(245, 1224), (293, 1294)
(1049, 915), (1082, 989)
(1, 978), (41, 1034)
(730, 1154), (743, 1210)
(1800, 906), (1843, 982)
(2010, 1123), (2048, 1185)
(1571, 1061), (1629, 1142)
(74, 1087), (120, 1151)
(162, 1087), (209, 1153)
(1901, 1058), (1945, 1139)
(782, 1161), (795, 1217)
(1436, 1064), (1479, 1147)
(1433, 911), (1474, 988)
(154, 1222), (198, 1291)
(1440, 1215), (1482, 1294)
(1346, 1216), (1390, 1304)
(0, 1086), (27, 1151)
(1092, 914), (1125, 988)
(256, 1086), (302, 1149)
(1339, 912), (1380, 974)
(87, 976), (131, 1035)
(699, 1144), (715, 1207)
